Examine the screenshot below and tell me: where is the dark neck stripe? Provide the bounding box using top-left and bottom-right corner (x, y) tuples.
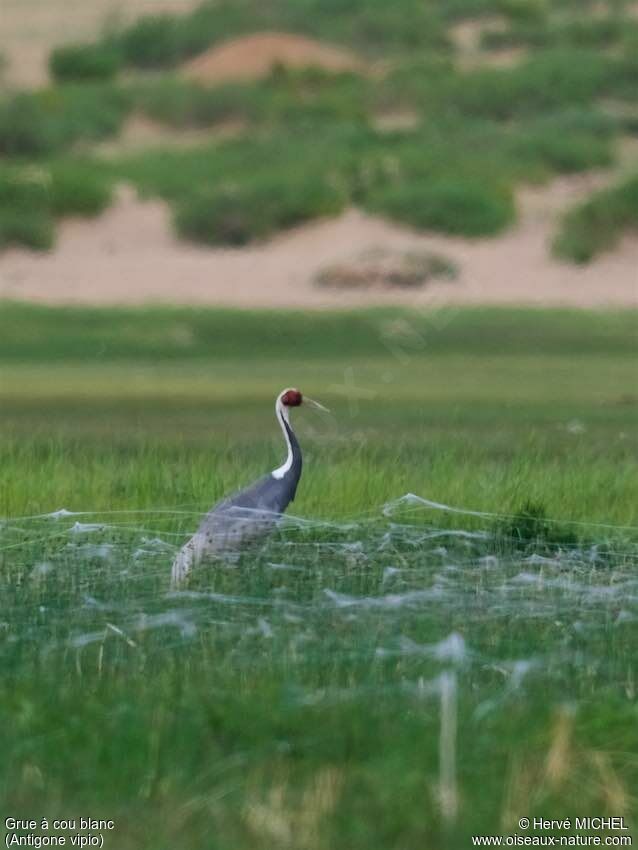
(282, 417), (303, 498)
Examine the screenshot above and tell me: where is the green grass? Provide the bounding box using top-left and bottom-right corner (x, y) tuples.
(1, 307), (637, 848)
(554, 171), (638, 262)
(1, 302), (637, 361)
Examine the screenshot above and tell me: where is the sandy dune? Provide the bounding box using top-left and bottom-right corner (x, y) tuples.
(1, 175), (636, 309)
(183, 32), (365, 84)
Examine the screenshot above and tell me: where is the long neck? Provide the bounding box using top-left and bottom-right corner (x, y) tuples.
(272, 402), (303, 496)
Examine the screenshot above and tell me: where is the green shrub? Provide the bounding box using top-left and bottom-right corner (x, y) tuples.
(481, 16), (632, 50)
(114, 4), (251, 68)
(0, 207), (54, 251)
(511, 112), (614, 174)
(0, 94), (61, 156)
(47, 84), (131, 144)
(496, 500), (578, 548)
(50, 44), (122, 82)
(174, 174), (346, 245)
(300, 0), (448, 51)
(48, 164), (113, 217)
(116, 16), (184, 68)
(553, 172), (638, 262)
(0, 163), (113, 250)
(444, 50), (627, 120)
(136, 79), (260, 128)
(554, 16), (629, 48)
(440, 0), (544, 21)
(0, 171), (54, 250)
(133, 70), (367, 132)
(263, 68), (368, 127)
(0, 86), (131, 157)
(366, 178), (515, 236)
(500, 0), (547, 25)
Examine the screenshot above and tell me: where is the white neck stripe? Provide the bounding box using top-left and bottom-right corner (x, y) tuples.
(272, 396), (293, 480)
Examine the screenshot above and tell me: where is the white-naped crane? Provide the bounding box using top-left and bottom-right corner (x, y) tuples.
(171, 388), (326, 586)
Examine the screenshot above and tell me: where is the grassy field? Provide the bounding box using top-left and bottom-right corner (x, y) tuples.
(1, 306), (637, 848)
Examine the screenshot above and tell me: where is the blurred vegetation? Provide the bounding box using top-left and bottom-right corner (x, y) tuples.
(49, 43), (121, 83)
(554, 172), (638, 262)
(0, 302), (636, 361)
(0, 164), (112, 251)
(0, 173), (54, 250)
(60, 0), (451, 74)
(0, 0), (636, 254)
(174, 172), (346, 245)
(0, 86), (130, 156)
(480, 11), (638, 51)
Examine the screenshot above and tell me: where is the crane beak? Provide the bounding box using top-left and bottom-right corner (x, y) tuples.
(305, 396), (330, 413)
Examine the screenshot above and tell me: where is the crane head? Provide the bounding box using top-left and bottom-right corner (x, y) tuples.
(279, 388), (329, 412)
(281, 388), (303, 407)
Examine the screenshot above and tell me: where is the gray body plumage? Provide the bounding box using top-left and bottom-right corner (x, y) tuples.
(171, 411), (302, 585)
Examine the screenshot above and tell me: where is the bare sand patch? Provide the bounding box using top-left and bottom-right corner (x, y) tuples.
(449, 17), (507, 54)
(372, 110), (420, 134)
(449, 16), (528, 71)
(458, 46), (528, 71)
(182, 32), (365, 85)
(1, 172), (636, 309)
(1, 0), (201, 89)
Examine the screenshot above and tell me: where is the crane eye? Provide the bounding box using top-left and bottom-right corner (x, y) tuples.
(282, 389), (303, 406)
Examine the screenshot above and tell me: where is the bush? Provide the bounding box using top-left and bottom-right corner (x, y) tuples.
(50, 44), (122, 82)
(174, 174), (346, 245)
(440, 0), (543, 21)
(263, 68), (368, 127)
(0, 172), (54, 250)
(0, 86), (131, 157)
(48, 84), (131, 145)
(0, 163), (113, 251)
(495, 500), (578, 548)
(48, 164), (113, 217)
(366, 178), (515, 236)
(553, 173), (638, 262)
(511, 117), (614, 174)
(0, 207), (54, 251)
(114, 4), (242, 68)
(444, 50), (624, 120)
(481, 16), (631, 51)
(0, 94), (61, 156)
(116, 16), (184, 68)
(136, 79), (259, 128)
